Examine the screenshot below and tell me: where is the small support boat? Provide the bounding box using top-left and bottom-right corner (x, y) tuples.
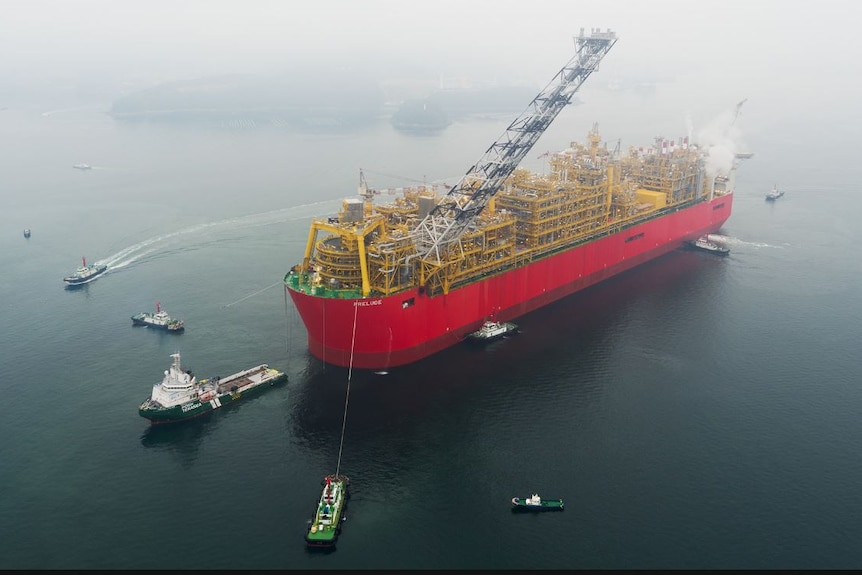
(465, 319), (519, 343)
(686, 234), (729, 256)
(23, 228), (31, 238)
(511, 493), (565, 512)
(131, 301), (185, 332)
(63, 256), (108, 287)
(305, 474), (350, 549)
(765, 184), (784, 201)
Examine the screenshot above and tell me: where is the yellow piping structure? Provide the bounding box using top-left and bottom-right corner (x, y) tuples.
(289, 126), (732, 301)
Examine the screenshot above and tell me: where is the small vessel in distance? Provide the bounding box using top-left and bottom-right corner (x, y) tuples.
(687, 234), (729, 256)
(466, 319), (519, 343)
(131, 301), (185, 332)
(305, 474), (350, 549)
(23, 229), (31, 238)
(63, 256), (107, 287)
(765, 184), (784, 201)
(138, 352), (287, 424)
(511, 494), (565, 512)
(72, 163), (92, 170)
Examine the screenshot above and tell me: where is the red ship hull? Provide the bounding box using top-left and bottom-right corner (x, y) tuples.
(287, 194), (732, 369)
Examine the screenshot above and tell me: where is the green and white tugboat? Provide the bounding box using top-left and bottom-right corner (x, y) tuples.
(131, 301), (185, 332)
(139, 352), (286, 424)
(305, 474), (351, 549)
(511, 493), (565, 512)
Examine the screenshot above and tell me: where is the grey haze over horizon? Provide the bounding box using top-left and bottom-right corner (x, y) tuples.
(2, 0), (859, 157)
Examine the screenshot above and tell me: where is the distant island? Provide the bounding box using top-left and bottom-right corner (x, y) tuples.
(391, 85), (553, 133)
(109, 71), (547, 133)
(109, 71), (386, 129)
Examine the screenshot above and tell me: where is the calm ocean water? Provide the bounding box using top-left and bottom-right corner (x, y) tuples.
(2, 94), (861, 569)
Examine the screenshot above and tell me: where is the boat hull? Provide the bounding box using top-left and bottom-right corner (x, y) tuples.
(287, 194), (732, 369)
(687, 240), (729, 256)
(131, 317), (185, 331)
(139, 372), (286, 424)
(511, 497), (565, 512)
(63, 266), (108, 287)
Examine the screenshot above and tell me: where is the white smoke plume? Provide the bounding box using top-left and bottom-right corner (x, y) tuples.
(694, 104), (746, 178)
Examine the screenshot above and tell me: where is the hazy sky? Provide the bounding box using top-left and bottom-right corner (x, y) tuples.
(2, 0), (859, 137)
(2, 0), (855, 82)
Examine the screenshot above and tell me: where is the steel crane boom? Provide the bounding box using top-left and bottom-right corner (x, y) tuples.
(410, 28), (617, 264)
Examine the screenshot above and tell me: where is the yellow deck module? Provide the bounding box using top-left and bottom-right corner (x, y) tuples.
(635, 189), (667, 208)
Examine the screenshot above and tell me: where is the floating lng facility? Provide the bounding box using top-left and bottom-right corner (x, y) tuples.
(284, 29), (738, 369)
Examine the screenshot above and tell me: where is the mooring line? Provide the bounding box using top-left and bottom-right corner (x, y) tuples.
(222, 281), (281, 308)
(335, 304), (358, 478)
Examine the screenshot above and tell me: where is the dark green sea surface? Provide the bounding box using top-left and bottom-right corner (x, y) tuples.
(2, 102), (861, 569)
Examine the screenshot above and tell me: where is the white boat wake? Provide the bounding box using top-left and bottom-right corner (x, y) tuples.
(93, 199), (340, 270)
(706, 234), (784, 249)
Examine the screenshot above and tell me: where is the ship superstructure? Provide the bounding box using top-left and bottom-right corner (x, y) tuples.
(284, 30), (739, 369)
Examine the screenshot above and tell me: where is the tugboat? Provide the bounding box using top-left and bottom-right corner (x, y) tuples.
(305, 474), (350, 549)
(131, 301), (185, 332)
(138, 352), (287, 424)
(511, 493), (565, 512)
(63, 256), (107, 287)
(465, 319), (519, 343)
(765, 184), (784, 201)
(686, 234), (729, 256)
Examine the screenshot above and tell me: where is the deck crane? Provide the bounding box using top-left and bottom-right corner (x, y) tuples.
(409, 28), (617, 268)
